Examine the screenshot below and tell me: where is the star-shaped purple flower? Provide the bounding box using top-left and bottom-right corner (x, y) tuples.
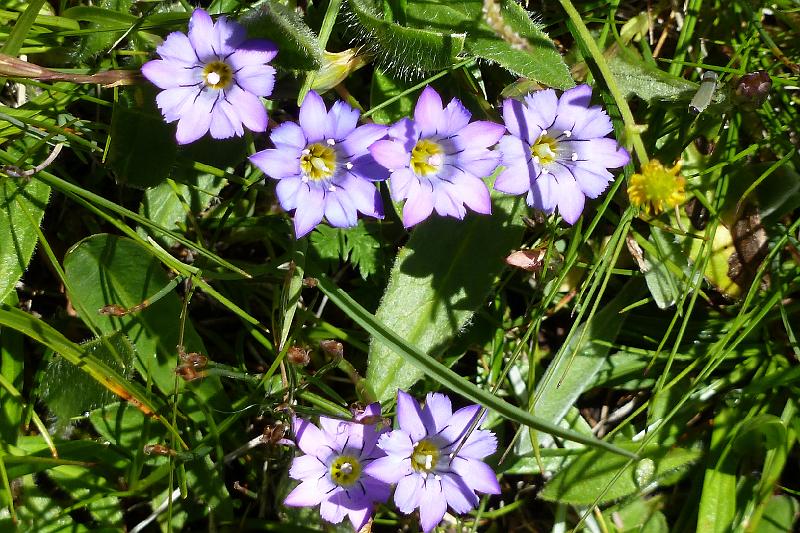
(495, 85), (630, 224)
(364, 391), (500, 532)
(249, 91), (389, 238)
(141, 9), (277, 144)
(369, 86), (505, 228)
(284, 403), (391, 530)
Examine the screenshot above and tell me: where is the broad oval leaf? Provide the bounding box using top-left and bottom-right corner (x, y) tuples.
(366, 194), (526, 402)
(62, 234), (228, 416)
(0, 177), (50, 304)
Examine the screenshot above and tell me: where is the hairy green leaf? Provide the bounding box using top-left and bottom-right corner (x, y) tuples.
(347, 0), (465, 74)
(316, 276), (637, 457)
(406, 0), (571, 88)
(367, 194), (526, 401)
(62, 234), (228, 418)
(540, 442), (701, 504)
(240, 1), (323, 71)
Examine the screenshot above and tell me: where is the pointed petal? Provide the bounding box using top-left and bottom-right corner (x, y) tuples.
(369, 140), (411, 170)
(234, 64), (275, 97)
(396, 391), (427, 441)
(155, 86), (197, 123)
(451, 457), (501, 494)
(293, 418), (328, 458)
(324, 100), (360, 141)
(284, 480), (325, 507)
(175, 91), (215, 144)
(394, 474), (424, 514)
(439, 97), (471, 136)
(156, 31), (198, 65)
(188, 9), (216, 60)
(289, 454), (327, 481)
(270, 122), (306, 149)
(423, 393), (452, 434)
(402, 179), (435, 228)
(389, 168), (416, 201)
(299, 91), (328, 142)
(249, 149), (300, 180)
(441, 473), (479, 514)
(141, 59), (199, 89)
(320, 493), (348, 524)
(324, 189), (359, 228)
(364, 455), (412, 483)
(228, 38), (278, 69)
(453, 121), (506, 150)
(419, 479), (447, 532)
(414, 85), (445, 137)
(293, 185), (325, 237)
(376, 430), (414, 458)
(225, 86), (267, 133)
(341, 123), (388, 157)
(452, 175), (492, 215)
(554, 172), (585, 224)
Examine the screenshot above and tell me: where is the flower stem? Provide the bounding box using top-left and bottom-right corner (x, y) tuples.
(557, 0), (649, 165)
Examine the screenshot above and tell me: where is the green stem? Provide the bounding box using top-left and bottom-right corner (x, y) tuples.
(558, 0), (648, 165)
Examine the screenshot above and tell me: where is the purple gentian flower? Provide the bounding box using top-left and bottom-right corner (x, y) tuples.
(249, 91), (388, 238)
(284, 403), (391, 530)
(364, 391), (500, 532)
(141, 9), (277, 144)
(369, 86), (505, 228)
(495, 85), (630, 224)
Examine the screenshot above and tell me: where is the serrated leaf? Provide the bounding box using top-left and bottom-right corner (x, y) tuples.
(240, 1), (323, 71)
(366, 193), (526, 401)
(345, 223), (380, 279)
(310, 225), (346, 263)
(347, 0), (465, 74)
(540, 442), (701, 504)
(0, 172), (50, 304)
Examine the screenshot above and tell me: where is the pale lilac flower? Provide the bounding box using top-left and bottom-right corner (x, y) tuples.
(364, 391), (500, 532)
(285, 403), (391, 530)
(369, 86), (505, 228)
(495, 85), (630, 224)
(141, 9), (276, 144)
(249, 91), (388, 238)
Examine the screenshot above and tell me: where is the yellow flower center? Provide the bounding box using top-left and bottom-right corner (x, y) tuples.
(301, 143), (337, 181)
(627, 160), (686, 215)
(329, 455), (361, 487)
(202, 61), (233, 90)
(531, 134), (559, 166)
(410, 440), (440, 473)
(410, 139), (444, 177)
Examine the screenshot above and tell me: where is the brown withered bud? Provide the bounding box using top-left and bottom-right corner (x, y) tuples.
(180, 351), (208, 369)
(287, 345), (310, 366)
(302, 277), (318, 288)
(174, 365), (206, 382)
(144, 444), (177, 457)
(319, 339), (344, 360)
(734, 71), (771, 108)
(694, 135), (716, 156)
(98, 304), (128, 317)
(274, 403), (294, 416)
(505, 249), (547, 272)
(684, 197), (710, 230)
(262, 422), (288, 445)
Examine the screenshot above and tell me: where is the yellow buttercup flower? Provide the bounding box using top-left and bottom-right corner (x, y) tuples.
(628, 159), (686, 215)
